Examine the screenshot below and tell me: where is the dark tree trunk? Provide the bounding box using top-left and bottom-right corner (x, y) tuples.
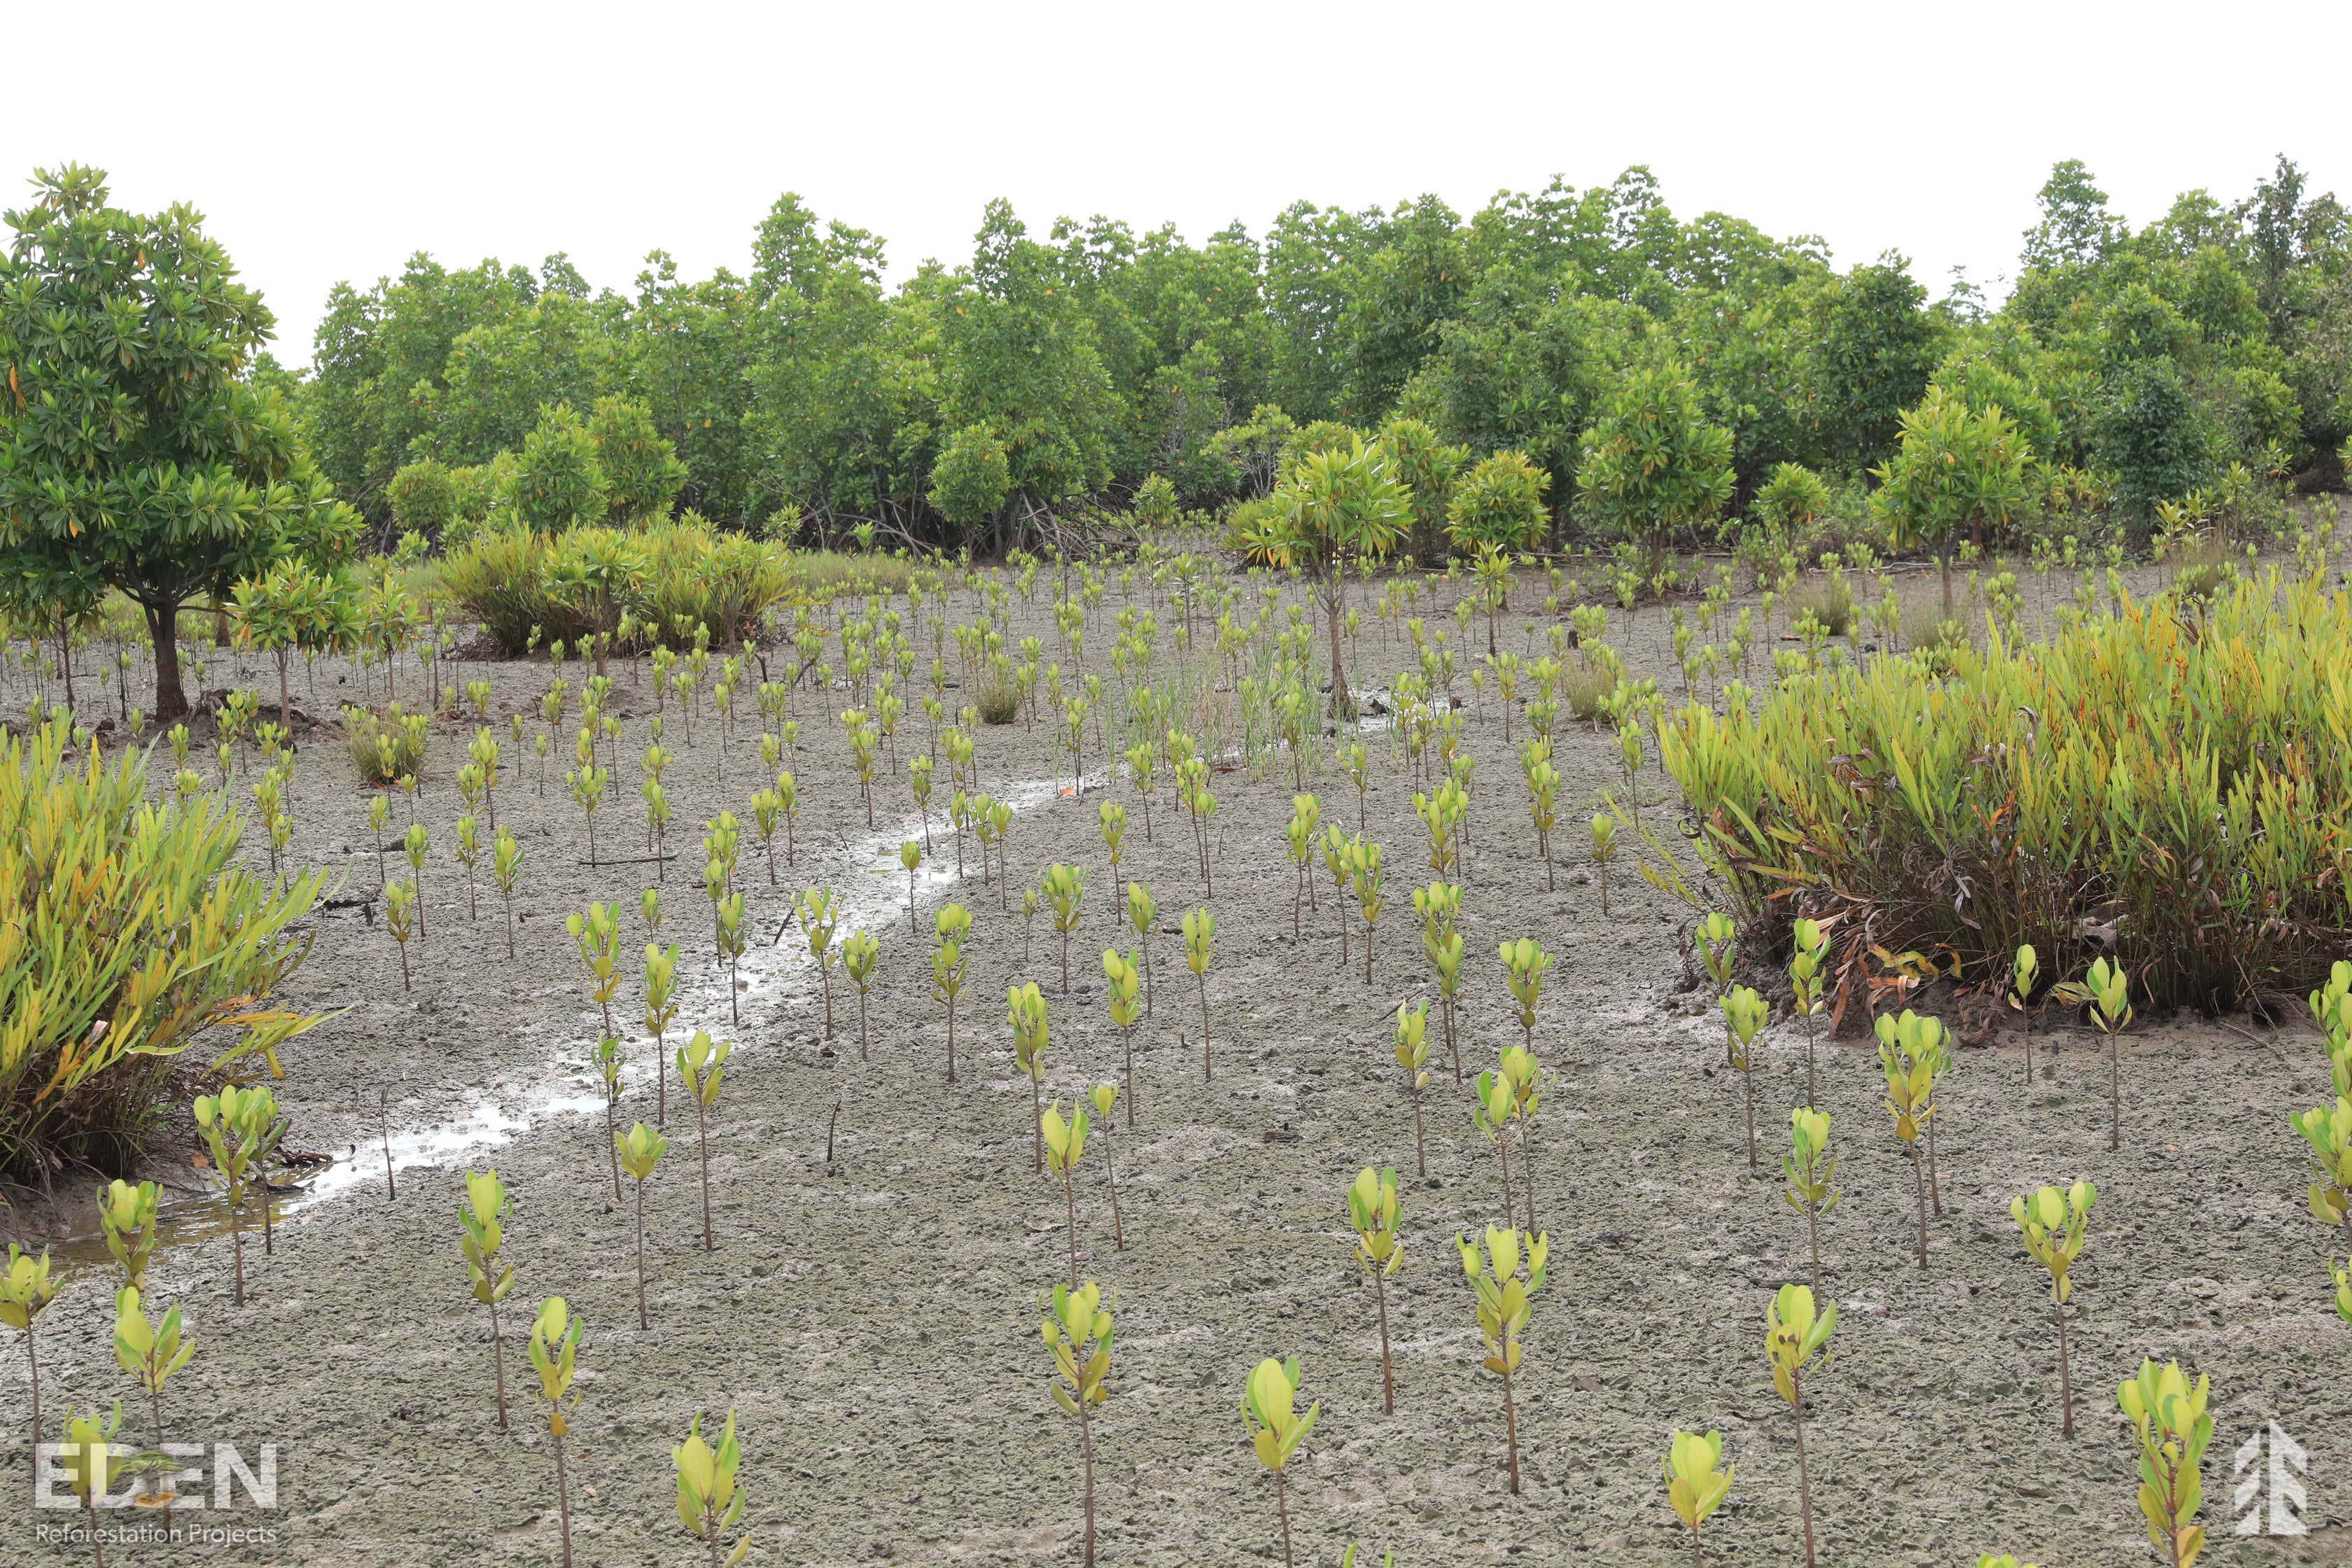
(146, 600), (190, 721)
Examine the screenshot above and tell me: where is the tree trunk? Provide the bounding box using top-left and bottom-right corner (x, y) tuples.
(146, 600), (190, 721)
(1324, 578), (1352, 722)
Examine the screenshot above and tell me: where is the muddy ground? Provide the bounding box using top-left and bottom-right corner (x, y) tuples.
(3, 553), (2347, 1568)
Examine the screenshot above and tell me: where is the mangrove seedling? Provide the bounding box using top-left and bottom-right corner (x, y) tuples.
(841, 929), (881, 1060)
(1349, 836), (1385, 983)
(900, 839), (921, 932)
(369, 792), (391, 887)
(934, 902), (972, 1081)
(455, 813), (481, 919)
(493, 826), (524, 958)
(566, 901), (625, 1047)
(1098, 804), (1126, 926)
(1021, 884), (1040, 960)
(795, 886), (841, 1037)
(1589, 813), (1616, 916)
(678, 1030), (730, 1252)
(2012, 1180), (2095, 1435)
(591, 1034), (627, 1198)
(1126, 881), (1156, 1015)
(2011, 943), (2041, 1084)
(1042, 1281), (1114, 1567)
(1010, 981), (1051, 1172)
(2057, 955), (2132, 1152)
(405, 820), (430, 942)
(1460, 1224), (1548, 1494)
(1696, 910), (1735, 1004)
(618, 1121), (668, 1325)
(0, 1243), (60, 1443)
(1346, 1166), (1405, 1413)
(674, 1409), (751, 1568)
(1104, 948), (1142, 1127)
(1044, 862), (1086, 991)
(1395, 1001), (1432, 1175)
(1241, 1356), (1319, 1568)
(1876, 1009), (1943, 1268)
(1284, 794), (1320, 934)
(1524, 743), (1559, 890)
(715, 891), (747, 1025)
(113, 1285), (195, 1511)
(385, 876), (417, 990)
(1042, 1098), (1090, 1289)
(458, 1169), (517, 1427)
(644, 941), (680, 1127)
(1338, 738), (1371, 830)
(528, 1297), (585, 1568)
(1184, 906), (1215, 1080)
(1765, 1284), (1836, 1568)
(1087, 1082), (1125, 1247)
(1664, 1429), (1734, 1568)
(1499, 937), (1550, 1055)
(1789, 918), (1826, 1108)
(98, 1179), (159, 1292)
(59, 1401), (131, 1564)
(2119, 1359), (2210, 1568)
(1782, 1108), (1839, 1296)
(193, 1084), (276, 1306)
(910, 754), (933, 850)
(1723, 985), (1769, 1169)
(1473, 1065), (1520, 1220)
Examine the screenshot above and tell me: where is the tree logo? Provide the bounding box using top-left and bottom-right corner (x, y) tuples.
(2232, 1421), (2307, 1537)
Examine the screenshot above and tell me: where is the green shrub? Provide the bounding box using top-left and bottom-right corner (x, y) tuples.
(1562, 659), (1617, 721)
(631, 521), (790, 649)
(343, 702), (426, 783)
(0, 719), (329, 1180)
(442, 519), (797, 654)
(1662, 572), (2352, 1012)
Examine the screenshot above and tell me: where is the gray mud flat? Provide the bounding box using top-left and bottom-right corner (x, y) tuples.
(4, 567), (2346, 1567)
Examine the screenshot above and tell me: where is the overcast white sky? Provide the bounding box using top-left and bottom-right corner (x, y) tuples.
(7, 1), (2346, 366)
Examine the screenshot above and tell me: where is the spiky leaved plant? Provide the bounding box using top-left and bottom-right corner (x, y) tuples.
(1788, 918), (1826, 1108)
(2010, 944), (2041, 1084)
(1104, 949), (1142, 1127)
(1589, 813), (1616, 915)
(1782, 1109), (1838, 1295)
(493, 825), (524, 958)
(98, 1179), (158, 1292)
(1042, 1281), (1114, 1567)
(794, 886), (841, 1038)
(2012, 1180), (2094, 1435)
(1765, 1284), (1836, 1568)
(1087, 1082), (1126, 1247)
(1241, 1357), (1319, 1568)
(617, 1121), (668, 1327)
(677, 1030), (731, 1252)
(1010, 982), (1051, 1172)
(528, 1297), (585, 1568)
(1395, 1002), (1432, 1175)
(1876, 1009), (1942, 1268)
(1042, 1099), (1090, 1289)
(1664, 1429), (1734, 1568)
(1284, 794), (1320, 935)
(1345, 1167), (1405, 1413)
(2118, 1359), (2210, 1568)
(113, 1285), (195, 1512)
(2057, 956), (2132, 1152)
(458, 1169), (517, 1427)
(192, 1084), (276, 1306)
(385, 876), (417, 990)
(666, 1408), (752, 1568)
(933, 902), (972, 1082)
(58, 1401), (130, 1568)
(1460, 1224), (1547, 1494)
(1723, 986), (1768, 1170)
(0, 1244), (60, 1443)
(1184, 906), (1216, 1080)
(1044, 863), (1086, 992)
(1126, 882), (1156, 1016)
